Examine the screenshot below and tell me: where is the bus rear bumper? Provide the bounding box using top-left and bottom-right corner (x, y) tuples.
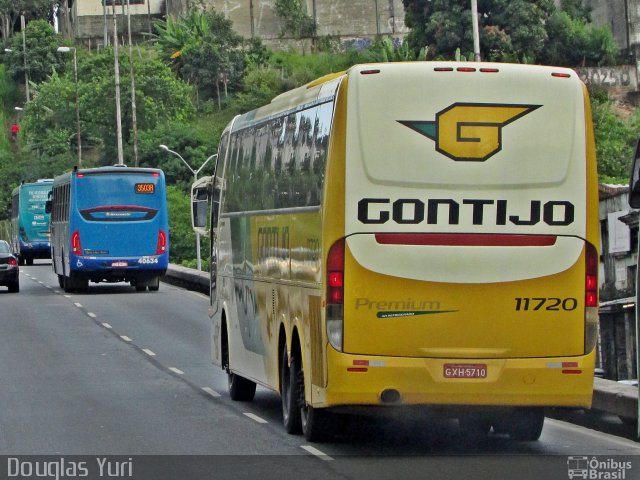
(318, 348), (595, 409)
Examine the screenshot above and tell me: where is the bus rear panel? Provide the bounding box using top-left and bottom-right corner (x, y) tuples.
(51, 167), (169, 291)
(325, 63), (598, 412)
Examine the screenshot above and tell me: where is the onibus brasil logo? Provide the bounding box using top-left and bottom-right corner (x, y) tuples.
(398, 103), (541, 162)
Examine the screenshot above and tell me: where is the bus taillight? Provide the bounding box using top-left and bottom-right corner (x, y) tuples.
(156, 229), (167, 255)
(71, 230), (82, 255)
(326, 238), (344, 352)
(584, 242), (598, 353)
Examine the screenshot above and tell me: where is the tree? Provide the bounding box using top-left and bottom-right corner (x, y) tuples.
(274, 0), (316, 39)
(22, 47), (195, 167)
(4, 19), (67, 87)
(0, 0), (57, 40)
(401, 0), (615, 65)
(152, 7), (247, 106)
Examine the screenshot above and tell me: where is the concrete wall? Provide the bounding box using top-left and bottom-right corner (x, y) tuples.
(73, 0), (165, 45)
(170, 0), (407, 46)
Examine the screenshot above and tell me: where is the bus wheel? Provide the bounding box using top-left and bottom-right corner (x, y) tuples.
(296, 356), (334, 442)
(281, 344), (302, 434)
(57, 275), (64, 288)
(26, 258), (33, 266)
(148, 276), (160, 291)
(228, 372), (256, 402)
(506, 408), (544, 441)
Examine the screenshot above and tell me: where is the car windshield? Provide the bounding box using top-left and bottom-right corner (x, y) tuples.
(0, 241), (10, 254)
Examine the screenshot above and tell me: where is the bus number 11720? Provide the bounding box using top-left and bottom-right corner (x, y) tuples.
(514, 297), (578, 311)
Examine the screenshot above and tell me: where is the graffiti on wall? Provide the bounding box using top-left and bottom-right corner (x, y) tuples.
(574, 66), (638, 91)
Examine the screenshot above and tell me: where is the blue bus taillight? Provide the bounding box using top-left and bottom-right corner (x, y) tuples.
(326, 238), (344, 352)
(156, 229), (167, 255)
(71, 230), (83, 255)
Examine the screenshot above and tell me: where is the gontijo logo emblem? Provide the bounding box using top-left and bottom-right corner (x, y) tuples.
(398, 103), (541, 162)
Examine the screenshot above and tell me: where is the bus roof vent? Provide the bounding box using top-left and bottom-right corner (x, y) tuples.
(36, 178), (53, 183)
(113, 164), (128, 167)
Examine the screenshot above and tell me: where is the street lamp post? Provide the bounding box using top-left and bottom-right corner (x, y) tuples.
(57, 46), (81, 166)
(159, 144), (215, 271)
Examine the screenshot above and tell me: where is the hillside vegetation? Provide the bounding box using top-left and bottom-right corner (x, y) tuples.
(0, 3), (637, 265)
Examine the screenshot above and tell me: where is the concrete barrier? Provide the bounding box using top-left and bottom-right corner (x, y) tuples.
(164, 263), (209, 294)
(593, 377), (638, 422)
(163, 264), (640, 424)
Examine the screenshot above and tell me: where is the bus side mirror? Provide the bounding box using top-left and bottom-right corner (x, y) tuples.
(191, 176), (213, 237)
(45, 200), (52, 214)
(630, 139), (640, 209)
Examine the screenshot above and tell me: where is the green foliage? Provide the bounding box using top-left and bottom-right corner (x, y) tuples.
(590, 94), (640, 184)
(368, 37), (424, 62)
(138, 118), (220, 190)
(5, 20), (67, 87)
(166, 184), (209, 266)
(541, 11), (617, 67)
(23, 46), (195, 166)
(274, 0), (316, 38)
(401, 0), (616, 66)
(152, 7), (247, 103)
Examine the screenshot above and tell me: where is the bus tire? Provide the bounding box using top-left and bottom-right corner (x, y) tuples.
(281, 344), (302, 434)
(507, 407), (544, 441)
(228, 372), (256, 402)
(57, 275), (64, 288)
(26, 257), (33, 266)
(301, 404), (334, 443)
(297, 356), (334, 442)
(63, 275), (73, 293)
(148, 276), (160, 291)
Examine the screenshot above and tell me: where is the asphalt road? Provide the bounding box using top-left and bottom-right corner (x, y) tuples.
(1, 262), (639, 480)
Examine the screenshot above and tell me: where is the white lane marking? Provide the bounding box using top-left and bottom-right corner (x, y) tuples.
(546, 418), (640, 450)
(45, 286), (52, 289)
(142, 349), (156, 357)
(64, 295), (71, 299)
(87, 312), (97, 318)
(301, 445), (334, 461)
(202, 387), (221, 398)
(38, 281), (44, 285)
(169, 367), (184, 375)
(120, 335), (132, 342)
(243, 413), (268, 424)
(74, 302), (82, 308)
(102, 322), (112, 329)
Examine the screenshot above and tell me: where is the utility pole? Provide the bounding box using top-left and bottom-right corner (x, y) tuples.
(126, 0), (139, 167)
(471, 0), (481, 62)
(103, 0), (108, 47)
(113, 3), (124, 165)
(21, 14), (29, 102)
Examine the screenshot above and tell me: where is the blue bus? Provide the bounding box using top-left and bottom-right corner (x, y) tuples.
(47, 166), (169, 292)
(11, 179), (53, 265)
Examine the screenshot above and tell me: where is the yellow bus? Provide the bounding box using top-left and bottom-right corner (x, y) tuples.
(192, 62), (599, 442)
